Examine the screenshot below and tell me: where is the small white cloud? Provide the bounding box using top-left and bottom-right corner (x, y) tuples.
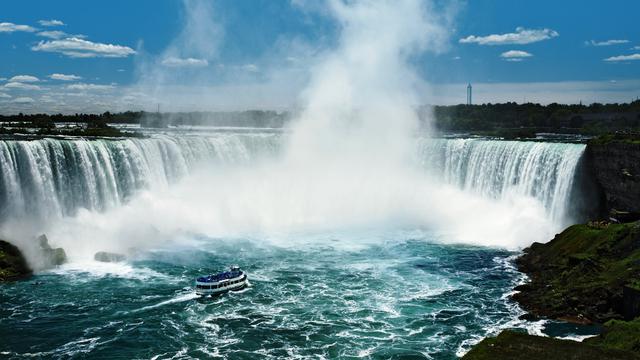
(38, 19), (65, 27)
(500, 50), (533, 61)
(460, 27), (558, 46)
(633, 46), (640, 50)
(8, 75), (40, 82)
(0, 22), (37, 33)
(66, 83), (115, 91)
(49, 73), (82, 81)
(12, 97), (35, 103)
(32, 37), (136, 58)
(586, 39), (629, 46)
(241, 64), (259, 72)
(117, 69), (126, 72)
(0, 93), (11, 99)
(4, 82), (41, 90)
(604, 53), (640, 62)
(161, 57), (209, 67)
(453, 56), (461, 60)
(37, 30), (68, 39)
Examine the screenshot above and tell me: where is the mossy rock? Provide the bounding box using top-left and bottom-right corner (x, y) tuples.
(513, 221), (640, 323)
(586, 317), (640, 353)
(462, 330), (640, 360)
(0, 240), (32, 281)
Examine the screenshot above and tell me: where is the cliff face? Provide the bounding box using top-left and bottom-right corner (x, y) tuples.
(587, 141), (640, 216)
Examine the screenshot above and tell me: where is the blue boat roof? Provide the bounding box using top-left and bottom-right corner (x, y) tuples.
(197, 270), (242, 283)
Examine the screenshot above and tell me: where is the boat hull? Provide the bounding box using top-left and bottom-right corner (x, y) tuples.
(195, 273), (249, 296)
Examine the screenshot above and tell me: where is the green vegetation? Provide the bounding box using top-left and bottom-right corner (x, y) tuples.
(513, 221), (640, 323)
(0, 112), (142, 138)
(589, 132), (640, 145)
(462, 330), (640, 360)
(0, 240), (31, 281)
(430, 100), (640, 136)
(586, 318), (640, 353)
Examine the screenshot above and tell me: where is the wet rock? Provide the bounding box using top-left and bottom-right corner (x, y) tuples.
(94, 251), (126, 263)
(0, 239), (32, 281)
(37, 234), (67, 267)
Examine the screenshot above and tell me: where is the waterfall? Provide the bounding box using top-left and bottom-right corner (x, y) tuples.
(0, 134), (281, 223)
(418, 138), (586, 224)
(0, 134), (586, 229)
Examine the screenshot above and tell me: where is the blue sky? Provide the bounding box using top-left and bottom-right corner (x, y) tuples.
(0, 0), (639, 113)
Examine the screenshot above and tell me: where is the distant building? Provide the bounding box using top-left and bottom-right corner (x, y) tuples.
(466, 83), (472, 105)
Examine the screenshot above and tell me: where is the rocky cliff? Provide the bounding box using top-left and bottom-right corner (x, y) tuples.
(587, 138), (640, 218)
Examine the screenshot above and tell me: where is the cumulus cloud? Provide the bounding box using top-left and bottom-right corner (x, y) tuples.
(66, 83), (115, 91)
(31, 37), (136, 58)
(49, 73), (82, 81)
(38, 19), (65, 27)
(12, 97), (35, 103)
(160, 57), (209, 67)
(4, 82), (41, 90)
(586, 39), (629, 46)
(37, 30), (68, 39)
(604, 53), (640, 62)
(8, 75), (40, 82)
(0, 93), (11, 99)
(500, 50), (533, 61)
(0, 22), (37, 33)
(459, 27), (558, 45)
(633, 46), (640, 50)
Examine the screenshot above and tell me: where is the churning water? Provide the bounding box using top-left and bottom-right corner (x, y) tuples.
(0, 130), (587, 359)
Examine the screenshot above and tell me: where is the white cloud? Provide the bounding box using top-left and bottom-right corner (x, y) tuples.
(66, 83), (115, 91)
(0, 93), (11, 99)
(160, 57), (209, 67)
(38, 19), (65, 27)
(37, 30), (68, 39)
(8, 75), (40, 82)
(0, 22), (37, 33)
(633, 46), (640, 50)
(12, 97), (35, 103)
(459, 27), (558, 45)
(49, 73), (82, 81)
(586, 39), (629, 46)
(31, 37), (136, 58)
(604, 53), (640, 62)
(4, 82), (41, 90)
(500, 50), (533, 62)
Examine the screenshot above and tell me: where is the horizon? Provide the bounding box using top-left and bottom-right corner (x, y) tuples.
(0, 0), (639, 114)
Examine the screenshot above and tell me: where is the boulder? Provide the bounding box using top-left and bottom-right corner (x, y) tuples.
(0, 240), (32, 281)
(37, 234), (67, 267)
(94, 251), (126, 263)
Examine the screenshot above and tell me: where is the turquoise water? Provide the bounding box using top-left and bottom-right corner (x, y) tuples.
(0, 232), (528, 359)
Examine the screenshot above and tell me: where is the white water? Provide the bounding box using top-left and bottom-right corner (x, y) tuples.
(0, 133), (585, 265)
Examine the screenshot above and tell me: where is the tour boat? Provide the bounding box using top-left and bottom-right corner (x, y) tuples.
(195, 266), (249, 296)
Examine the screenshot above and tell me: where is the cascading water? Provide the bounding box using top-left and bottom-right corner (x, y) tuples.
(0, 133), (586, 237)
(419, 138), (586, 225)
(0, 134), (281, 223)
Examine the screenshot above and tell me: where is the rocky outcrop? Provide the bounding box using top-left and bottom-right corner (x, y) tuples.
(462, 330), (640, 360)
(0, 240), (32, 281)
(512, 221), (640, 324)
(587, 138), (640, 219)
(37, 234), (67, 267)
